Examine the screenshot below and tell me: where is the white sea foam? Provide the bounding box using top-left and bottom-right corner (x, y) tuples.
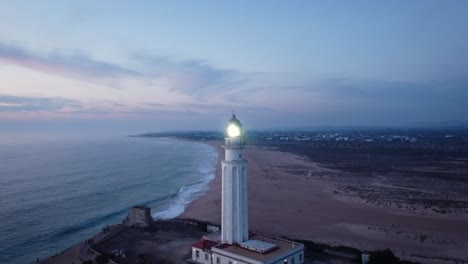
(152, 144), (218, 219)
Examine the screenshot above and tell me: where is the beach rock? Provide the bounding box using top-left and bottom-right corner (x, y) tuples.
(123, 206), (153, 228)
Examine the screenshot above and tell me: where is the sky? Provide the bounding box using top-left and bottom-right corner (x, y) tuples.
(1, 0), (468, 135)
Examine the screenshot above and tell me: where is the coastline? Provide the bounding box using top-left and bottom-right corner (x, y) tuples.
(43, 138), (468, 264)
(151, 138), (218, 220)
(179, 140), (223, 224)
(180, 140), (468, 264)
(43, 137), (218, 264)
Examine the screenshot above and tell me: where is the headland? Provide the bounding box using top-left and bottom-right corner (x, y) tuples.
(44, 128), (468, 264)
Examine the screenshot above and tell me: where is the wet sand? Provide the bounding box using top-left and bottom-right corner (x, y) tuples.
(180, 141), (468, 264)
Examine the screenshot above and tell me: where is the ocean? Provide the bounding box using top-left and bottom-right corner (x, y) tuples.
(0, 136), (217, 264)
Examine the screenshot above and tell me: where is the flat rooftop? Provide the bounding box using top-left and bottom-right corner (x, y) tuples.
(202, 232), (221, 243)
(239, 239), (277, 253)
(214, 234), (303, 262)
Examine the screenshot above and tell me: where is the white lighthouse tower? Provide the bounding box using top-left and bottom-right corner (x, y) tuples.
(191, 115), (304, 264)
(221, 114), (249, 244)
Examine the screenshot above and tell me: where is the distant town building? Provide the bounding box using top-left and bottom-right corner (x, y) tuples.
(192, 115), (304, 264)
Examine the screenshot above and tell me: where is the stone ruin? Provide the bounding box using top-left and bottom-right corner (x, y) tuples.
(123, 205), (153, 228)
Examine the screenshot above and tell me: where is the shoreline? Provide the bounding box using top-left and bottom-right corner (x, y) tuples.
(179, 140), (223, 224)
(43, 138), (468, 264)
(180, 140), (468, 264)
(151, 138), (219, 220)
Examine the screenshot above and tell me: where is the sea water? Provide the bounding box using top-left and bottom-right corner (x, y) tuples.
(0, 136), (217, 264)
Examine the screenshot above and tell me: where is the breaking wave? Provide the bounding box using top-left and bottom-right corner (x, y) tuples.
(152, 144), (218, 219)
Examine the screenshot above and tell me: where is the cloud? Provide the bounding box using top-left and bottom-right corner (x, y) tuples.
(0, 94), (270, 120)
(0, 95), (81, 112)
(0, 43), (140, 87)
(291, 75), (468, 124)
(2, 44), (466, 126)
(313, 75), (468, 105)
(0, 95), (160, 118)
(134, 54), (247, 99)
(0, 43), (251, 99)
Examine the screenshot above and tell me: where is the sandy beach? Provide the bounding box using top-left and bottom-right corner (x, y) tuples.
(180, 141), (468, 264)
(42, 139), (468, 264)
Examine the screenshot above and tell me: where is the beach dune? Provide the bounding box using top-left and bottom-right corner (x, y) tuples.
(180, 142), (468, 264)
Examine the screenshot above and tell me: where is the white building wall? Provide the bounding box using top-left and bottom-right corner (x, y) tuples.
(225, 147), (243, 160)
(212, 252), (259, 264)
(221, 145), (248, 244)
(241, 166), (248, 239)
(212, 251), (304, 264)
(266, 249), (304, 264)
(212, 245), (304, 264)
(271, 251), (302, 264)
(192, 247), (212, 264)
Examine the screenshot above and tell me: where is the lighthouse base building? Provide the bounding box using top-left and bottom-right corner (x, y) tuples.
(191, 234), (304, 264)
(191, 115), (304, 264)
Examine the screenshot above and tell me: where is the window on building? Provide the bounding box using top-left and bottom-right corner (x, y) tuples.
(299, 253), (303, 262)
(292, 257), (295, 264)
(228, 261), (233, 264)
(284, 259), (288, 264)
(205, 253), (208, 260)
(216, 257), (220, 264)
(195, 250), (199, 258)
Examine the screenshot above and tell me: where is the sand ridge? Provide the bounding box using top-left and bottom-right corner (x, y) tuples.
(180, 141), (468, 264)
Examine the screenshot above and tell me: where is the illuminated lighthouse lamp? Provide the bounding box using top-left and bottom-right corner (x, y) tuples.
(225, 114), (243, 138)
(227, 123), (241, 137)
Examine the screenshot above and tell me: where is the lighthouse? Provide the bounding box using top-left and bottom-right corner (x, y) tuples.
(221, 114), (249, 244)
(191, 115), (304, 264)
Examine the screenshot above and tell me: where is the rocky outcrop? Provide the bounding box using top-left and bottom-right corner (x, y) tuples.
(123, 206), (153, 228)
